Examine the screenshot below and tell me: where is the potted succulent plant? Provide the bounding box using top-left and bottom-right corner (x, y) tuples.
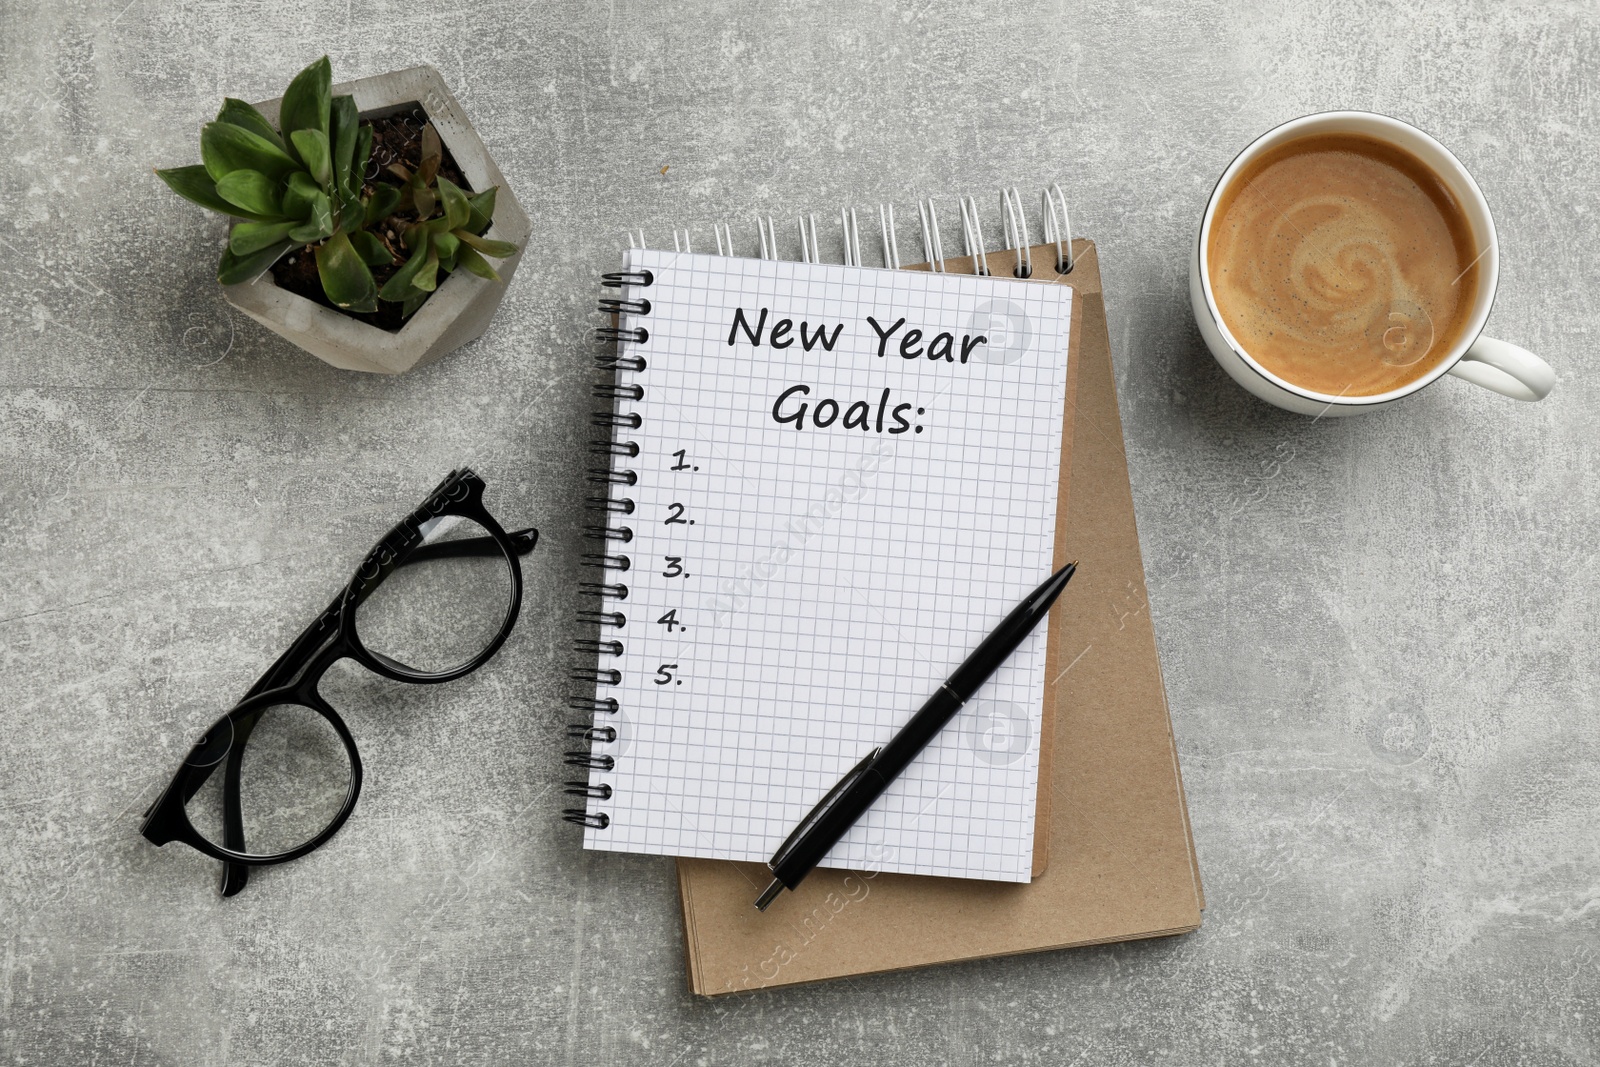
(158, 57), (530, 374)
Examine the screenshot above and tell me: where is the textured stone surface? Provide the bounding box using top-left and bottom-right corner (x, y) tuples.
(2, 2), (1597, 1063)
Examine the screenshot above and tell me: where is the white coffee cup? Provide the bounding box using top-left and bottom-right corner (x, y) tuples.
(1190, 111), (1554, 416)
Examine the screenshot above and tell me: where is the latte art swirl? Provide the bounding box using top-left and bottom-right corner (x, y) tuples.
(1208, 134), (1478, 396)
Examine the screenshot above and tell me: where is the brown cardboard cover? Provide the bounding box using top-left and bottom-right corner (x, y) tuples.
(677, 241), (1203, 994)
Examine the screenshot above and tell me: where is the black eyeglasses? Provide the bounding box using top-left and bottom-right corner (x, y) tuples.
(140, 469), (536, 896)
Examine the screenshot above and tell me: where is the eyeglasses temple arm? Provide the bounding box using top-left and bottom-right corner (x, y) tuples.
(399, 526), (539, 565)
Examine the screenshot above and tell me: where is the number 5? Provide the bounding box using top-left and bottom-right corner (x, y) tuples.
(654, 663), (679, 686)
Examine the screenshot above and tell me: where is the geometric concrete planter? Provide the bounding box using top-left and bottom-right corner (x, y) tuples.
(222, 66), (530, 374)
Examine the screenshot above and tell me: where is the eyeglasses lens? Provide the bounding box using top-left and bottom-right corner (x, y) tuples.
(184, 702), (353, 857)
(354, 516), (515, 674)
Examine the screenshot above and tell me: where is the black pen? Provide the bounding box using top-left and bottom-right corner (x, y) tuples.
(755, 561), (1079, 910)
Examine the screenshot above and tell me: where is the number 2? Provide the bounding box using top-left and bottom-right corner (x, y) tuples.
(665, 502), (688, 525)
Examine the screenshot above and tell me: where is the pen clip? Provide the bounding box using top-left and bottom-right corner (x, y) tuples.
(769, 746), (881, 873)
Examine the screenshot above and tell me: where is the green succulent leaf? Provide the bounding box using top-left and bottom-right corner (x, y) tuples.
(283, 170), (321, 217)
(230, 219), (299, 256)
(214, 170), (284, 218)
(287, 191), (334, 243)
(401, 290), (429, 319)
(310, 190), (335, 231)
(465, 186), (497, 233)
(378, 233), (432, 302)
(348, 230), (393, 267)
(437, 177), (470, 230)
(290, 128), (332, 188)
(418, 124), (442, 184)
(353, 125), (373, 192)
(456, 229), (517, 259)
(316, 231), (378, 313)
(281, 190), (333, 242)
(156, 165), (279, 221)
(286, 222), (326, 244)
(216, 98), (286, 152)
(279, 56), (332, 161)
(363, 184), (401, 227)
(330, 95), (360, 198)
(413, 243), (441, 292)
(432, 231), (460, 272)
(218, 238), (295, 285)
(410, 171), (435, 220)
(455, 244), (502, 282)
(201, 121), (299, 182)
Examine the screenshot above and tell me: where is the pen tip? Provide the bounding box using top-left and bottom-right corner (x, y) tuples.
(755, 878), (785, 911)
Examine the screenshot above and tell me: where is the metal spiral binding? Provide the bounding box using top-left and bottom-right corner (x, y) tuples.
(619, 185), (1071, 277)
(599, 296), (651, 315)
(587, 470), (636, 487)
(959, 196), (991, 277)
(585, 495), (634, 515)
(594, 351), (647, 372)
(1001, 187), (1033, 278)
(583, 524), (633, 543)
(577, 609), (625, 627)
(1042, 182), (1075, 274)
(565, 259), (653, 831)
(918, 198), (947, 272)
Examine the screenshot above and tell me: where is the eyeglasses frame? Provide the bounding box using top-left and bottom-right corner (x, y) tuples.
(139, 468), (534, 896)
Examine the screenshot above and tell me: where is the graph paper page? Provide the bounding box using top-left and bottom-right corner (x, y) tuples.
(580, 248), (1072, 883)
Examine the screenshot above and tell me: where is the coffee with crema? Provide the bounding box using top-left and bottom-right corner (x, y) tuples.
(1207, 133), (1481, 397)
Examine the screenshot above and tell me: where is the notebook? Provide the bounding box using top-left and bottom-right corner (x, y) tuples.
(676, 235), (1205, 994)
(565, 239), (1077, 883)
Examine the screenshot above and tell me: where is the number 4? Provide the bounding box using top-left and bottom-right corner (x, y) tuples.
(657, 609), (684, 632)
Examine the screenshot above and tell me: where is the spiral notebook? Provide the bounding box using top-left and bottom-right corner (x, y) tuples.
(676, 229), (1204, 995)
(565, 202), (1080, 883)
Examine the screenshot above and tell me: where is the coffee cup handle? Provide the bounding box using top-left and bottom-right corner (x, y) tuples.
(1447, 336), (1555, 402)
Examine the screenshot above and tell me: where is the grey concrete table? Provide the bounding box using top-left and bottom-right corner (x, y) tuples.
(4, 2), (1596, 1063)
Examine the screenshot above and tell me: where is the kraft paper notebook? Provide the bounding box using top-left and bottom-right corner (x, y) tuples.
(674, 235), (1205, 995)
(565, 223), (1080, 884)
